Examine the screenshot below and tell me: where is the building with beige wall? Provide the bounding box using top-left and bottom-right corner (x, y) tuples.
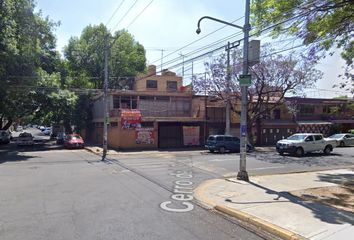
(88, 65), (207, 150)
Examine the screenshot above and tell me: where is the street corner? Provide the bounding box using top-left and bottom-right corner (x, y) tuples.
(193, 179), (227, 208)
(85, 146), (102, 156)
(214, 205), (305, 240)
(194, 178), (306, 240)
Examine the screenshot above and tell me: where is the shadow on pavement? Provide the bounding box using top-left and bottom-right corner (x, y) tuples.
(244, 181), (354, 225)
(253, 151), (353, 167)
(0, 151), (36, 164)
(317, 172), (354, 187)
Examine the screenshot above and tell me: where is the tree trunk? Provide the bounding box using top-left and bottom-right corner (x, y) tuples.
(64, 121), (73, 134)
(2, 119), (13, 130)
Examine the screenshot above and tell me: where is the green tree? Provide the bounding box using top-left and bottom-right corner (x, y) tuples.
(64, 24), (146, 89)
(0, 0), (60, 129)
(193, 45), (321, 143)
(251, 0), (353, 64)
(251, 0), (354, 95)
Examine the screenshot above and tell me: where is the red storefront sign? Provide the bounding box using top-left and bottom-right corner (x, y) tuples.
(121, 109), (141, 129)
(135, 128), (155, 144)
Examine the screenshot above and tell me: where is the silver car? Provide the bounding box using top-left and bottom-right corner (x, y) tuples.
(328, 133), (354, 147)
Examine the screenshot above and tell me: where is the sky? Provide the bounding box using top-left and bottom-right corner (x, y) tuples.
(36, 0), (351, 98)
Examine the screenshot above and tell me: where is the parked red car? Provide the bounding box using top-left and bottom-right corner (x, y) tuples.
(64, 134), (84, 149)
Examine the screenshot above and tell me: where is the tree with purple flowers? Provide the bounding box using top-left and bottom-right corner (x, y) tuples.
(193, 44), (322, 143)
(251, 0), (354, 95)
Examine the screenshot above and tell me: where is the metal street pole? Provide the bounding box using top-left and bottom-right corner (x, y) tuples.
(237, 0), (250, 181)
(102, 36), (109, 161)
(196, 0), (250, 181)
(225, 42), (231, 135)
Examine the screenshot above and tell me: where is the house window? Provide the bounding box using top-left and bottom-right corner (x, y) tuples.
(141, 122), (154, 127)
(113, 96), (120, 109)
(156, 96), (170, 101)
(167, 81), (177, 91)
(146, 80), (157, 89)
(139, 96), (155, 101)
(120, 96), (137, 109)
(273, 109), (281, 119)
(299, 105), (315, 115)
(110, 122), (118, 127)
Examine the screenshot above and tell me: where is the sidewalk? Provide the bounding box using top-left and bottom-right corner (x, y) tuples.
(84, 145), (275, 156)
(194, 169), (354, 240)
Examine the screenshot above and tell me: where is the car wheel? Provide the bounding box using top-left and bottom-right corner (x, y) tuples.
(295, 147), (304, 157)
(219, 146), (226, 154)
(209, 149), (215, 153)
(279, 151), (284, 156)
(324, 145), (332, 155)
(340, 141), (345, 147)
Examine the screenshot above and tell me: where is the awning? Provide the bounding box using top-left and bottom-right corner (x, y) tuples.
(296, 121), (332, 125)
(331, 119), (354, 124)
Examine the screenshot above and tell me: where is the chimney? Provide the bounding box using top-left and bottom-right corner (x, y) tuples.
(148, 65), (156, 76)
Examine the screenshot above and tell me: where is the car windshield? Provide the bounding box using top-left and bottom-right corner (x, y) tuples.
(328, 134), (345, 139)
(287, 134), (307, 140)
(69, 136), (81, 140)
(207, 136), (215, 141)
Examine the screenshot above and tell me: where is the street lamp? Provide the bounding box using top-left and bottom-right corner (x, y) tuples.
(196, 0), (251, 181)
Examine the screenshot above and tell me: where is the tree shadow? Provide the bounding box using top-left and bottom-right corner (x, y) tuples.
(0, 151), (36, 164)
(254, 151), (353, 167)
(317, 173), (354, 187)
(245, 181), (354, 225)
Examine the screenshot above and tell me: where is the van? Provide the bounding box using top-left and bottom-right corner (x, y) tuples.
(205, 135), (253, 153)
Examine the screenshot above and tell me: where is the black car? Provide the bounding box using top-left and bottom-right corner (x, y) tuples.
(205, 135), (254, 153)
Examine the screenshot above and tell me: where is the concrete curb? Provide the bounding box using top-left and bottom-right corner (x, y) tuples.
(194, 180), (306, 240)
(214, 205), (305, 240)
(85, 147), (102, 156)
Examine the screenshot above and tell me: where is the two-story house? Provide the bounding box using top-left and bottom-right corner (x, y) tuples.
(88, 65), (207, 150)
(256, 97), (354, 145)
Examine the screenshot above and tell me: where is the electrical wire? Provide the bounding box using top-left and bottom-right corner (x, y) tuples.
(126, 0), (154, 29)
(151, 16), (245, 64)
(111, 0), (139, 32)
(152, 1), (323, 71)
(106, 0), (126, 27)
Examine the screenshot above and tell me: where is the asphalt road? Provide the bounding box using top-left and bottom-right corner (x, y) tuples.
(0, 148), (268, 240)
(1, 132), (353, 240)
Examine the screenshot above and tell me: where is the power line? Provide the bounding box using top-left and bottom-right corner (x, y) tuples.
(106, 0), (126, 27)
(126, 0), (154, 29)
(111, 0), (139, 32)
(152, 1), (322, 71)
(151, 16), (245, 64)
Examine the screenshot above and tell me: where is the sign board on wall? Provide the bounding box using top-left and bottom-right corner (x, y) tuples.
(135, 128), (155, 144)
(183, 126), (200, 146)
(121, 109), (141, 129)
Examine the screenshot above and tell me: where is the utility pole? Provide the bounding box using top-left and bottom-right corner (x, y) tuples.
(161, 49), (164, 72)
(237, 0), (251, 181)
(225, 42), (231, 135)
(225, 41), (240, 135)
(196, 2), (252, 181)
(102, 36), (109, 161)
(204, 72), (208, 144)
(179, 53), (185, 76)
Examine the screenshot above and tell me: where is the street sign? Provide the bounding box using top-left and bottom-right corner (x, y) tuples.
(239, 74), (252, 86)
(241, 125), (247, 137)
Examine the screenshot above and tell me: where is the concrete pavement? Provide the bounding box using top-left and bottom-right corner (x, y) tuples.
(194, 169), (354, 240)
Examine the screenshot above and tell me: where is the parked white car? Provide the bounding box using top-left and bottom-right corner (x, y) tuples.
(328, 133), (354, 147)
(43, 127), (51, 135)
(276, 133), (336, 157)
(17, 132), (34, 146)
